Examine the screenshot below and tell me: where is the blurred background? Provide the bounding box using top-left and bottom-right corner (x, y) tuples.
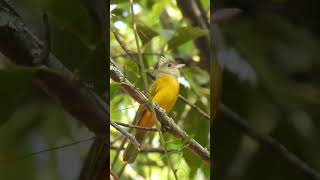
(0, 0), (106, 179)
(110, 0), (210, 179)
(213, 0), (320, 179)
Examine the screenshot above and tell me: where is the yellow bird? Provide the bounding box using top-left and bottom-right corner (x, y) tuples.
(123, 56), (184, 163)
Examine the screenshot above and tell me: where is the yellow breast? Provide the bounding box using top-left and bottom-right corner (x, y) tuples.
(151, 74), (180, 113)
(137, 74), (180, 128)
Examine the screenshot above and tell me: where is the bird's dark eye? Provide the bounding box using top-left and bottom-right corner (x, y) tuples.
(167, 63), (172, 67)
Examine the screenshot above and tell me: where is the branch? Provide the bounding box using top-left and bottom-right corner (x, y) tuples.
(0, 2), (108, 180)
(176, 0), (210, 71)
(111, 26), (210, 121)
(0, 0), (107, 135)
(211, 7), (320, 180)
(110, 146), (179, 154)
(110, 59), (210, 164)
(113, 121), (164, 132)
(219, 104), (320, 180)
(128, 2), (178, 178)
(178, 94), (210, 120)
(110, 121), (141, 150)
(110, 170), (119, 180)
(111, 26), (135, 60)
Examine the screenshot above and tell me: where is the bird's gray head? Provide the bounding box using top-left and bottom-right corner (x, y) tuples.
(156, 56), (185, 79)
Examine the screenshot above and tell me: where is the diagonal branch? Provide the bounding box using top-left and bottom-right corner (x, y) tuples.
(176, 0), (210, 71)
(111, 26), (210, 121)
(219, 104), (320, 180)
(110, 58), (210, 164)
(0, 1), (108, 180)
(110, 121), (140, 150)
(0, 0), (108, 135)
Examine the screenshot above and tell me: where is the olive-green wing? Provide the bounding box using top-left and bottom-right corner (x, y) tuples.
(149, 80), (160, 98)
(133, 81), (159, 126)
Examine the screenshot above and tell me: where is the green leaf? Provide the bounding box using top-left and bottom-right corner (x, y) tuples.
(110, 82), (121, 98)
(201, 0), (210, 8)
(111, 8), (126, 17)
(110, 95), (124, 121)
(147, 0), (169, 25)
(182, 106), (209, 177)
(157, 29), (175, 41)
(167, 27), (208, 49)
(0, 68), (35, 127)
(137, 23), (159, 45)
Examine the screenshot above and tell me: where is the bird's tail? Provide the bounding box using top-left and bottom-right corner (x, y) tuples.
(123, 131), (146, 163)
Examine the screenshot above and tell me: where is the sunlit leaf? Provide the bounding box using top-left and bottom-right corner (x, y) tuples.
(136, 23), (159, 45)
(147, 0), (169, 25)
(167, 27), (208, 49)
(110, 83), (121, 98)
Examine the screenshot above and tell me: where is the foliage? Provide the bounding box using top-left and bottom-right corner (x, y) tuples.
(0, 0), (106, 179)
(213, 1), (320, 180)
(110, 0), (210, 179)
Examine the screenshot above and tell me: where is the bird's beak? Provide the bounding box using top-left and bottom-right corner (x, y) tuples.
(175, 64), (185, 69)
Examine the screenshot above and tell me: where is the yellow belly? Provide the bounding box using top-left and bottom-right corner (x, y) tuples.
(137, 75), (180, 128)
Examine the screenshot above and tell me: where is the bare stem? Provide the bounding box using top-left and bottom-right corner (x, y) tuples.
(129, 1), (179, 179)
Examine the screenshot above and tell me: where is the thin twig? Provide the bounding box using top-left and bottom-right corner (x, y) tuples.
(176, 0), (210, 71)
(118, 163), (127, 179)
(113, 121), (162, 132)
(0, 1), (108, 135)
(111, 26), (135, 60)
(20, 136), (95, 160)
(110, 59), (210, 164)
(178, 94), (210, 120)
(110, 121), (141, 151)
(110, 22), (210, 121)
(129, 1), (179, 179)
(110, 146), (179, 154)
(110, 170), (119, 180)
(0, 3), (109, 180)
(219, 104), (320, 180)
(112, 52), (163, 59)
(111, 137), (127, 168)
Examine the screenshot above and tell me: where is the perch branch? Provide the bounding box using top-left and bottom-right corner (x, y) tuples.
(110, 59), (210, 164)
(219, 104), (320, 180)
(128, 1), (178, 178)
(0, 0), (108, 135)
(0, 2), (108, 180)
(111, 27), (210, 121)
